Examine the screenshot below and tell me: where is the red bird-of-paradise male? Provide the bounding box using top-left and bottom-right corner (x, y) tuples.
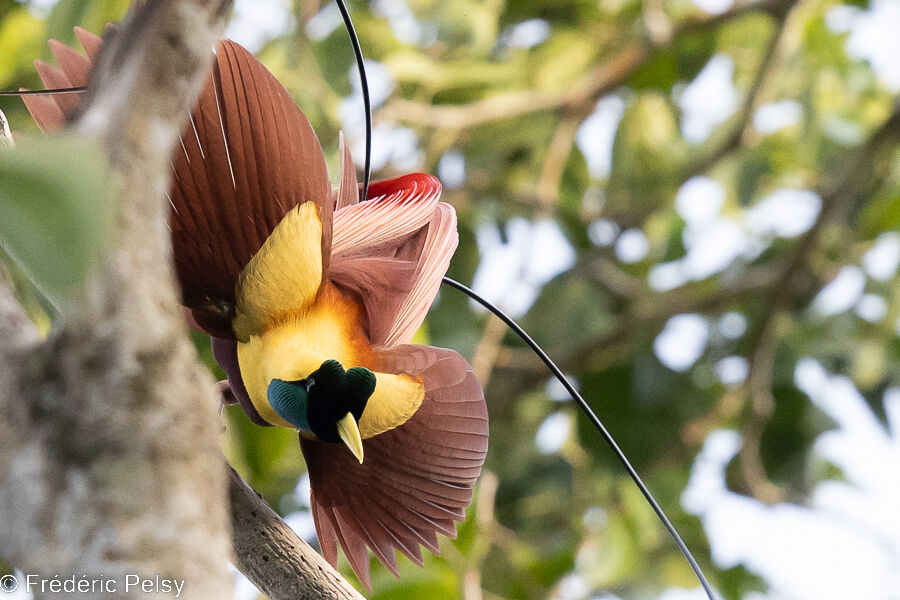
(22, 29), (489, 588)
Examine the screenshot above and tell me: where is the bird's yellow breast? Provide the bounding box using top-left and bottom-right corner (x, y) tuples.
(233, 204), (424, 437)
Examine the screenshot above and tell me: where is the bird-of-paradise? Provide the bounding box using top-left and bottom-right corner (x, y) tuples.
(22, 29), (489, 588)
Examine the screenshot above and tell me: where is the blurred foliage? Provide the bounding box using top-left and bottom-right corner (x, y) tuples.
(1, 0), (899, 599)
(0, 135), (110, 307)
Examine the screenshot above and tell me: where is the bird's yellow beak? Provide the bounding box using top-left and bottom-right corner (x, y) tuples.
(336, 412), (364, 463)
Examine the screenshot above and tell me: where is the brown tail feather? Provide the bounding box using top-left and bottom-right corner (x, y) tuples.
(300, 345), (488, 588)
(47, 39), (91, 86)
(20, 92), (64, 133)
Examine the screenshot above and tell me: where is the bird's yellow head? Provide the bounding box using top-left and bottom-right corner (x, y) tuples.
(268, 359), (374, 463)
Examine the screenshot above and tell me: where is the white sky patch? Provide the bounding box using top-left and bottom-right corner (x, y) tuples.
(651, 183), (827, 290)
(345, 123), (424, 172)
(841, 0), (900, 91)
(504, 19), (551, 49)
(678, 55), (739, 144)
(278, 474), (318, 541)
(716, 356), (749, 385)
(856, 294), (888, 322)
(292, 472), (311, 507)
(682, 218), (748, 280)
(283, 510), (317, 541)
(676, 176), (726, 227)
(812, 266), (867, 316)
(4, 572), (32, 600)
(545, 375), (579, 402)
(23, 0), (59, 17)
(471, 218), (576, 317)
(794, 357), (829, 398)
(753, 100), (803, 134)
(226, 0), (294, 53)
(583, 506), (608, 529)
(373, 0), (425, 45)
(825, 4), (858, 32)
(685, 364), (900, 600)
(305, 2), (342, 41)
(555, 574), (590, 600)
(654, 314), (709, 372)
(717, 312), (747, 339)
(438, 151), (466, 188)
(656, 177), (753, 285)
(577, 96), (626, 179)
(340, 62), (404, 170)
(746, 189), (821, 238)
(231, 564), (260, 600)
(690, 0), (734, 16)
(863, 232), (900, 282)
(587, 219), (619, 247)
(535, 411), (572, 454)
(649, 261), (687, 292)
(343, 60), (395, 116)
(615, 228), (649, 263)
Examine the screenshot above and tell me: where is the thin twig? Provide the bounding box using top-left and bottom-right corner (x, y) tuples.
(462, 471), (500, 600)
(739, 310), (783, 503)
(682, 5), (791, 179)
(536, 116), (584, 209)
(472, 313), (510, 386)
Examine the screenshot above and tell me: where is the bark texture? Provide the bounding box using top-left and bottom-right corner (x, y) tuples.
(0, 1), (233, 598)
(0, 2), (369, 597)
(229, 468), (365, 600)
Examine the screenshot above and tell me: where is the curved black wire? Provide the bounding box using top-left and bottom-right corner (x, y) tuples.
(0, 86), (87, 96)
(1, 12), (717, 599)
(334, 0), (372, 202)
(442, 277), (717, 600)
(332, 4), (717, 597)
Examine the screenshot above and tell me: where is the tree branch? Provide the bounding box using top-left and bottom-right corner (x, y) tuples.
(229, 468), (365, 600)
(377, 0), (794, 129)
(0, 1), (234, 598)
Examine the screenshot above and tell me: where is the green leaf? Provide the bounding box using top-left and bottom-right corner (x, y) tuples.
(0, 135), (112, 306)
(626, 33), (716, 93)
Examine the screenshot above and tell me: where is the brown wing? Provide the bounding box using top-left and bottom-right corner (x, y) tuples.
(23, 33), (332, 337)
(329, 173), (447, 346)
(171, 40), (331, 335)
(300, 345), (489, 589)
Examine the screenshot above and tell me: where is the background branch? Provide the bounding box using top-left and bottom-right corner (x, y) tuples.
(682, 4), (791, 179)
(377, 0), (794, 130)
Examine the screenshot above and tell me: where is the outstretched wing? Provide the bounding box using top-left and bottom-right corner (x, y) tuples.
(171, 40), (331, 334)
(23, 32), (332, 337)
(300, 345), (489, 588)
